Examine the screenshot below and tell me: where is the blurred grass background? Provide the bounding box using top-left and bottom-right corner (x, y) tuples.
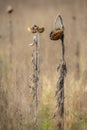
(0, 0), (87, 130)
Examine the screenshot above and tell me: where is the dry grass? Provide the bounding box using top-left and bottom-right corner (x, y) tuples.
(0, 0), (87, 130)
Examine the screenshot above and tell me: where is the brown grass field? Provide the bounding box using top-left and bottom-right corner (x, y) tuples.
(0, 0), (87, 130)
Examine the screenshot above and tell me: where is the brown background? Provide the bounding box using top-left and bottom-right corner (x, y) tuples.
(0, 0), (87, 130)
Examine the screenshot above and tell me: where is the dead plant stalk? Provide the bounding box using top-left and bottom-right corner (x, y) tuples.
(50, 15), (67, 130)
(28, 24), (44, 129)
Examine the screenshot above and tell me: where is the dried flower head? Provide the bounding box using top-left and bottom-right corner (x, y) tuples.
(28, 24), (44, 33)
(49, 15), (64, 41)
(50, 28), (64, 40)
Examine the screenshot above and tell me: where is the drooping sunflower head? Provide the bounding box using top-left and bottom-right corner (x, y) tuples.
(50, 28), (64, 40)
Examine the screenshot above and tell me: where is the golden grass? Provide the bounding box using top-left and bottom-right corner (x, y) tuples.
(0, 0), (87, 129)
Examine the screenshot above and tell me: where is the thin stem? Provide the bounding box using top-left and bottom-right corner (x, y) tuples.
(61, 35), (65, 61)
(9, 14), (13, 45)
(54, 14), (59, 30)
(8, 13), (13, 64)
(54, 14), (64, 30)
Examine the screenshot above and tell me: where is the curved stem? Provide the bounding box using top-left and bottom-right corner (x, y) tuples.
(54, 14), (64, 30)
(54, 14), (59, 30)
